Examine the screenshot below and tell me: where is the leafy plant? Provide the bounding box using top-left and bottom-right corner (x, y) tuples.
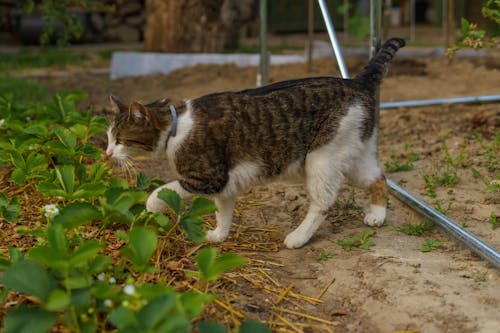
(0, 192), (20, 222)
(384, 152), (418, 173)
(394, 220), (435, 236)
(338, 230), (376, 251)
(315, 249), (333, 261)
(196, 247), (247, 282)
(158, 189), (218, 243)
(490, 212), (499, 230)
(447, 0), (499, 56)
(0, 89), (266, 332)
(420, 239), (444, 252)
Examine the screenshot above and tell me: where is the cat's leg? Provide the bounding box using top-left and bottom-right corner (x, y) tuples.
(284, 155), (344, 249)
(206, 195), (236, 243)
(146, 180), (193, 212)
(346, 150), (388, 227)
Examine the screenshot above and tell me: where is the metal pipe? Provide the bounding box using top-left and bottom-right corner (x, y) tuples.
(320, 0), (500, 270)
(387, 179), (500, 270)
(258, 0), (269, 87)
(317, 0), (350, 78)
(369, 0), (382, 59)
(381, 94), (500, 109)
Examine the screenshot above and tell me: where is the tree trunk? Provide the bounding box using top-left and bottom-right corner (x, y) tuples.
(144, 0), (256, 53)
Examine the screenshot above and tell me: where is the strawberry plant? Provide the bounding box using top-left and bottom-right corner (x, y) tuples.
(0, 86), (257, 332)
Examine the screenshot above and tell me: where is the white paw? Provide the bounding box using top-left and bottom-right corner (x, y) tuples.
(363, 204), (386, 226)
(206, 229), (228, 243)
(145, 195), (166, 212)
(284, 230), (309, 249)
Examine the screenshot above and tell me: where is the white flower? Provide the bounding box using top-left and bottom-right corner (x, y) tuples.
(0, 119), (4, 126)
(109, 277), (116, 284)
(43, 204), (59, 219)
(97, 273), (106, 281)
(123, 285), (135, 296)
(103, 299), (113, 307)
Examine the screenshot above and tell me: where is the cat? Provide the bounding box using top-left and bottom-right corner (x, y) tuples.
(106, 38), (405, 249)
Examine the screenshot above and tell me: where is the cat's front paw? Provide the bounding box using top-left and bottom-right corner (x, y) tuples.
(284, 231), (309, 249)
(363, 204), (386, 226)
(146, 195), (166, 212)
(206, 229), (228, 243)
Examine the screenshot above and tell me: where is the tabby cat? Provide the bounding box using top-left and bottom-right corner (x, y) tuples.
(106, 38), (405, 248)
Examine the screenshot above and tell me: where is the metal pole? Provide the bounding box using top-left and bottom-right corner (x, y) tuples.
(388, 179), (500, 270)
(307, 0), (314, 72)
(258, 0), (269, 87)
(369, 0), (382, 58)
(319, 0), (500, 270)
(317, 0), (350, 78)
(380, 94), (500, 109)
(410, 0), (416, 41)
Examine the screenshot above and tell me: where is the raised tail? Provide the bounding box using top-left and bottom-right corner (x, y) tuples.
(355, 38), (405, 85)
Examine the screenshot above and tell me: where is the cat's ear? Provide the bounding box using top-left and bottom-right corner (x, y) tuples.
(109, 95), (127, 114)
(129, 101), (148, 120)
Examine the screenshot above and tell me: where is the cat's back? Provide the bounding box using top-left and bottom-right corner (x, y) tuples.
(190, 76), (365, 120)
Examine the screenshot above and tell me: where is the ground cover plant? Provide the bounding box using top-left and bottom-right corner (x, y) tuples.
(0, 86), (269, 333)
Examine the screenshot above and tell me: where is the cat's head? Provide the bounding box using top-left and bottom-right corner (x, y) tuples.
(105, 95), (171, 163)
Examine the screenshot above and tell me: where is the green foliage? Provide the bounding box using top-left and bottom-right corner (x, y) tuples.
(196, 247), (247, 281)
(420, 239), (444, 252)
(490, 212), (499, 230)
(394, 220), (435, 236)
(315, 249), (333, 261)
(447, 0), (499, 56)
(0, 90), (262, 332)
(158, 189), (218, 243)
(336, 3), (370, 41)
(338, 230), (376, 251)
(23, 1), (114, 46)
(0, 76), (51, 106)
(0, 192), (20, 222)
(384, 152), (419, 173)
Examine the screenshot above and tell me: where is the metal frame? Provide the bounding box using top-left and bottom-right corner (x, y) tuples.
(322, 0), (500, 270)
(258, 0), (500, 270)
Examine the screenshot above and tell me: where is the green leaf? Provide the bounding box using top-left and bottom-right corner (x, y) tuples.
(10, 168), (27, 185)
(157, 189), (184, 215)
(460, 18), (470, 34)
(239, 321), (271, 333)
(4, 306), (57, 333)
(136, 294), (176, 329)
(55, 165), (75, 195)
(1, 260), (53, 301)
(109, 306), (138, 330)
(189, 197), (217, 216)
(180, 292), (215, 318)
(70, 240), (104, 266)
(122, 227), (158, 268)
(198, 321), (227, 333)
(47, 223), (67, 252)
(54, 127), (77, 150)
(196, 248), (246, 281)
(211, 253), (247, 277)
(155, 314), (191, 333)
(180, 215), (206, 244)
(29, 246), (69, 270)
(89, 256), (112, 274)
(0, 194), (20, 222)
(53, 202), (101, 229)
(45, 288), (70, 311)
(72, 182), (107, 199)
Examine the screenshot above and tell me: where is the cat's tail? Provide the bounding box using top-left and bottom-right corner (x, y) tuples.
(355, 38), (405, 86)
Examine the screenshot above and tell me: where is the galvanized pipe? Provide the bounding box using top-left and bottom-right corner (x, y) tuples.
(318, 0), (500, 270)
(388, 179), (500, 270)
(258, 0), (269, 87)
(317, 0), (350, 78)
(381, 95), (500, 109)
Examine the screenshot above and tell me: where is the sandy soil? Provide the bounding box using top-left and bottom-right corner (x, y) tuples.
(33, 53), (500, 333)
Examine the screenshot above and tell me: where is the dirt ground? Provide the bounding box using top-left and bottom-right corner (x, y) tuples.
(32, 53), (500, 333)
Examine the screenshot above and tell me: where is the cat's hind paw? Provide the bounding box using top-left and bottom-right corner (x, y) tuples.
(206, 229), (229, 243)
(363, 204), (386, 227)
